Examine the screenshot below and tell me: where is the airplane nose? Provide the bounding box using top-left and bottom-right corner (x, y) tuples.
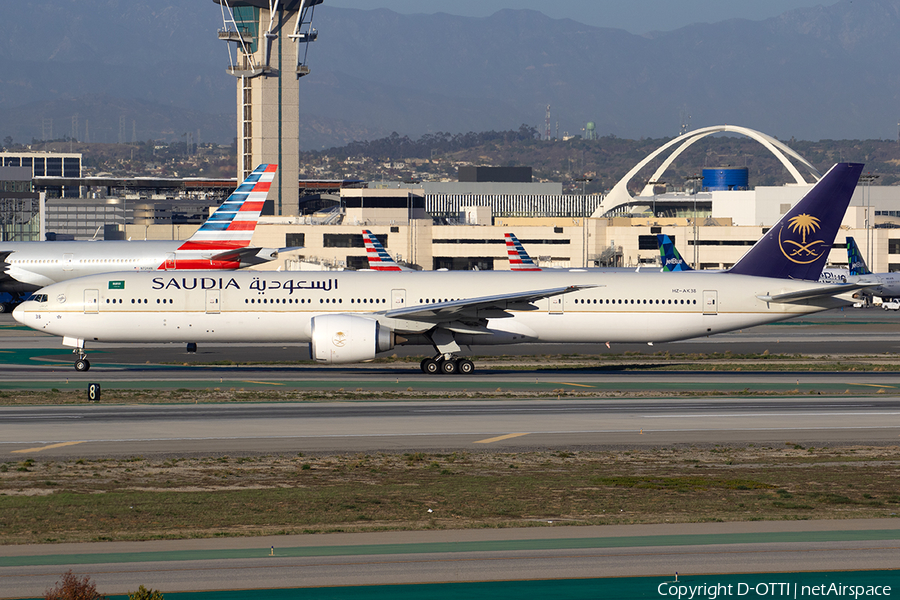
(12, 303), (26, 325)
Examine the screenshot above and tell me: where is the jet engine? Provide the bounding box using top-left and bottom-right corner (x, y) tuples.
(310, 314), (395, 364)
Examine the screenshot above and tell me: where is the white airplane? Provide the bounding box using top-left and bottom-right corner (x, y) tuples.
(0, 164), (281, 312)
(845, 236), (900, 298)
(15, 163), (870, 374)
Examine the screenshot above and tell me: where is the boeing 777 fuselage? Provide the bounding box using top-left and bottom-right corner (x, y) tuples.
(13, 163), (871, 373)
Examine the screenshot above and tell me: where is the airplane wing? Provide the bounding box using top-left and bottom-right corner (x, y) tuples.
(381, 284), (595, 324)
(757, 282), (873, 304)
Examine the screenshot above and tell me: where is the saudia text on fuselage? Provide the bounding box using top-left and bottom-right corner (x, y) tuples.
(149, 276), (338, 293)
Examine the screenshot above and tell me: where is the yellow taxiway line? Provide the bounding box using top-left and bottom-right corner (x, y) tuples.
(12, 441), (85, 454)
(473, 433), (530, 444)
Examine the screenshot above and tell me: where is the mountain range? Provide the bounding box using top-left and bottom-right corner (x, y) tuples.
(1, 0), (898, 150)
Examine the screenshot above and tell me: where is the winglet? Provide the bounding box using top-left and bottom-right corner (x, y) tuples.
(846, 236), (872, 276)
(180, 164), (277, 251)
(657, 234), (694, 271)
(505, 233), (542, 271)
(728, 163), (863, 280)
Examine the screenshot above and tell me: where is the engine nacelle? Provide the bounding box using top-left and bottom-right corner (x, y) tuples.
(310, 314), (395, 364)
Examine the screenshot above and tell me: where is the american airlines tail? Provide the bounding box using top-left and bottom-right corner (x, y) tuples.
(169, 164), (277, 269)
(728, 163), (864, 280)
(505, 233), (542, 271)
(846, 237), (872, 276)
(657, 234), (694, 271)
(361, 230), (410, 271)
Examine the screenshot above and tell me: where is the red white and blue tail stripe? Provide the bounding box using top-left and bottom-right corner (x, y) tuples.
(505, 233), (542, 271)
(160, 164), (277, 270)
(362, 229), (406, 271)
(180, 164), (276, 250)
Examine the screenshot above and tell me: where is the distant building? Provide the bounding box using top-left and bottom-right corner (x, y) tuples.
(0, 165), (41, 241)
(1, 152), (81, 198)
(458, 166), (532, 183)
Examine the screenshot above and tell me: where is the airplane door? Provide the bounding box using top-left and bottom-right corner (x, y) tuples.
(550, 295), (564, 314)
(63, 254), (74, 271)
(84, 289), (99, 314)
(164, 252), (176, 270)
(703, 290), (718, 315)
(206, 290), (220, 314)
(391, 289), (406, 310)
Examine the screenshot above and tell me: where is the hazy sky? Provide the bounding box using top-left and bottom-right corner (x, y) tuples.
(325, 0), (841, 34)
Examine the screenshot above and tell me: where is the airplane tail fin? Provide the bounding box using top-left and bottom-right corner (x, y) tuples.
(657, 234), (693, 271)
(362, 230), (406, 271)
(505, 233), (542, 271)
(846, 236), (872, 276)
(180, 164), (277, 251)
(727, 162), (863, 280)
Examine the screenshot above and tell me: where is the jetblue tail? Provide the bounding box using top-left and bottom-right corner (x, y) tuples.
(846, 237), (871, 276)
(728, 162), (863, 280)
(505, 233), (542, 271)
(362, 230), (409, 271)
(657, 234), (694, 271)
(180, 164), (277, 252)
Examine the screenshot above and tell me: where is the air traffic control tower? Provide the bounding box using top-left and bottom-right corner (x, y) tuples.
(214, 0), (321, 215)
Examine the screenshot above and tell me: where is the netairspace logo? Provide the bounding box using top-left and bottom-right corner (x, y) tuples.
(657, 581), (892, 599)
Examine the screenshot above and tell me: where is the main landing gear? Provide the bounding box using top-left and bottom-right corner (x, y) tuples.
(420, 328), (475, 375)
(420, 356), (475, 375)
(73, 348), (90, 372)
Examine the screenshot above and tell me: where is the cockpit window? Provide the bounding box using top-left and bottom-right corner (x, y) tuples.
(25, 294), (48, 303)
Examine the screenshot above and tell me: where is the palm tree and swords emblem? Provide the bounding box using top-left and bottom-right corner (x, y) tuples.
(778, 213), (827, 264)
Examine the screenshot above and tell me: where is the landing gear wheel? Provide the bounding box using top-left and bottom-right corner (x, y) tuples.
(420, 358), (431, 373)
(74, 358), (91, 372)
(440, 359), (458, 374)
(457, 359), (475, 374)
(186, 342), (197, 353)
(422, 358), (440, 374)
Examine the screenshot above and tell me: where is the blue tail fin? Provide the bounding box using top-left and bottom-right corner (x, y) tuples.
(846, 237), (871, 276)
(728, 163), (863, 280)
(657, 234), (694, 271)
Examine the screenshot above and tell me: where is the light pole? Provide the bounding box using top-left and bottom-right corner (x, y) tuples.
(685, 175), (704, 268)
(860, 173), (879, 270)
(575, 178), (593, 268)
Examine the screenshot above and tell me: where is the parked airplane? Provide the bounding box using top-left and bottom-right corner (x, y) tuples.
(15, 163), (870, 374)
(0, 164), (280, 312)
(846, 236), (900, 298)
(361, 230), (412, 271)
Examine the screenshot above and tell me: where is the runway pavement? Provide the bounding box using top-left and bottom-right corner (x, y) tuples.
(2, 397), (899, 459)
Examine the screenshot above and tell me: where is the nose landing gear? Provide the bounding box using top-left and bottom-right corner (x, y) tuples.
(73, 348), (91, 372)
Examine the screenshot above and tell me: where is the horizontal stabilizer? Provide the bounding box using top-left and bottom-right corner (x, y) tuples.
(210, 246), (279, 266)
(757, 282), (873, 304)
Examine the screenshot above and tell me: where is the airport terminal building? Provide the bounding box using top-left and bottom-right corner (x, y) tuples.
(4, 139), (900, 273)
